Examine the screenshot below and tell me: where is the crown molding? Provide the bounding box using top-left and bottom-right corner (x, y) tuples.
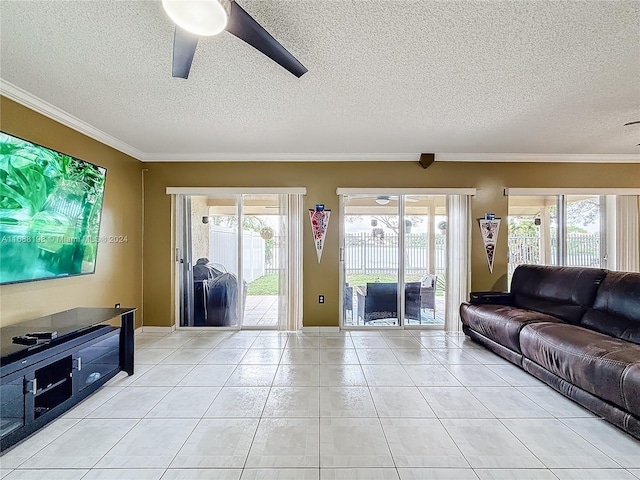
(142, 152), (640, 163)
(435, 153), (640, 163)
(139, 152), (420, 162)
(0, 79), (144, 160)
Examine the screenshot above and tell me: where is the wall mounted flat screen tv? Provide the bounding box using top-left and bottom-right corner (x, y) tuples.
(0, 131), (107, 285)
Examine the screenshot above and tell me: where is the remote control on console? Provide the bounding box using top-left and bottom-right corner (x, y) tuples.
(27, 332), (58, 340)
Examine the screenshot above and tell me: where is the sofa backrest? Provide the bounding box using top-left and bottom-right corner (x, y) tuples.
(581, 271), (640, 344)
(511, 265), (607, 324)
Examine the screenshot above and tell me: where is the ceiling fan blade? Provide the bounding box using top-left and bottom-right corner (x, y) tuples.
(172, 26), (199, 79)
(623, 121), (640, 126)
(226, 1), (307, 78)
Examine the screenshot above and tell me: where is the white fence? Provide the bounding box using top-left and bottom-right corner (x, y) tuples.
(208, 227), (265, 283)
(344, 233), (447, 276)
(507, 233), (600, 274)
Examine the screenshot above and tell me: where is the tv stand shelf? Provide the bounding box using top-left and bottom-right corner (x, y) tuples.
(0, 307), (135, 452)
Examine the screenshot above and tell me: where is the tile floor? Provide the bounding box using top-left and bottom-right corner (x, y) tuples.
(242, 296), (278, 328)
(1, 329), (640, 479)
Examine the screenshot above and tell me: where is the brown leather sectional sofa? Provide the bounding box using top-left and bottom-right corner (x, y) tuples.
(460, 264), (640, 439)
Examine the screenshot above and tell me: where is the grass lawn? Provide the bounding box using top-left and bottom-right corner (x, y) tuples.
(248, 273), (446, 296)
(346, 274), (399, 285)
(247, 274), (279, 295)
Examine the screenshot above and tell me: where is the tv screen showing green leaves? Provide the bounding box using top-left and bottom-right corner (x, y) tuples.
(0, 132), (107, 285)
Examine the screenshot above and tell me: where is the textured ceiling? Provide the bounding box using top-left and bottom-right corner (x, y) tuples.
(1, 0), (639, 160)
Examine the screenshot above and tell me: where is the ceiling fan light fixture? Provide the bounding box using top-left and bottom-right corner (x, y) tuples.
(162, 0), (231, 36)
(375, 196), (390, 205)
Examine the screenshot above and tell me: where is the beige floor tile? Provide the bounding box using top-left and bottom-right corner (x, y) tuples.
(320, 418), (393, 468)
(4, 470), (88, 480)
(319, 387), (376, 417)
(474, 470), (557, 480)
(204, 387), (270, 418)
(27, 419), (137, 468)
(560, 418), (640, 468)
(552, 469), (638, 480)
(81, 469), (165, 480)
(95, 418), (199, 469)
(381, 418), (468, 467)
(263, 387), (320, 417)
(468, 387), (552, 418)
(397, 468), (479, 480)
(161, 469), (241, 479)
(441, 419), (544, 469)
(319, 365), (367, 386)
(322, 468), (399, 479)
(246, 418), (320, 467)
(170, 418), (259, 468)
(145, 386), (220, 418)
(369, 386), (435, 418)
(419, 387), (493, 419)
(501, 418), (619, 468)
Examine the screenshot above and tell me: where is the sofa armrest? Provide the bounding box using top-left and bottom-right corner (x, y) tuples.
(469, 291), (513, 306)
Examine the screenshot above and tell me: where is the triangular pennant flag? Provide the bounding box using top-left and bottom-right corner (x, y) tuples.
(479, 218), (500, 273)
(309, 209), (330, 263)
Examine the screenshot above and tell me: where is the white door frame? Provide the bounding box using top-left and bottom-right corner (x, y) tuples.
(169, 188), (306, 331)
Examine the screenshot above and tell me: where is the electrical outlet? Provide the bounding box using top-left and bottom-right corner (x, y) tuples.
(319, 295), (324, 304)
(115, 303), (121, 308)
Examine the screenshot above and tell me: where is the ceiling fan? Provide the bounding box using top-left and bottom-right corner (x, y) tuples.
(162, 0), (307, 79)
(375, 196), (420, 205)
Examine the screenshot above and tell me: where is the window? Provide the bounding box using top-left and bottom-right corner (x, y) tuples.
(507, 190), (639, 274)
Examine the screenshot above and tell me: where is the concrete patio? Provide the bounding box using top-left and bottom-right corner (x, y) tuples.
(243, 295), (446, 328)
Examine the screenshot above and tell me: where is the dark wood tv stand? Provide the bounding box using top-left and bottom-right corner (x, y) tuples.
(0, 307), (135, 452)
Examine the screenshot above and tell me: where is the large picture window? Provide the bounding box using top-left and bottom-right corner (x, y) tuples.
(506, 189), (640, 276)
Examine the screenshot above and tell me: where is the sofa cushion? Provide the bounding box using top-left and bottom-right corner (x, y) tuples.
(510, 265), (607, 324)
(622, 363), (640, 415)
(520, 322), (640, 409)
(581, 271), (640, 345)
(622, 362), (640, 416)
(460, 303), (565, 353)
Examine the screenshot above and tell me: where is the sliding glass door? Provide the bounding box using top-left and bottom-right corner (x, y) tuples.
(341, 194), (446, 328)
(241, 194), (287, 328)
(565, 195), (605, 268)
(508, 194), (608, 275)
(506, 195), (558, 277)
(343, 195), (400, 326)
(176, 192), (299, 330)
(402, 196), (446, 326)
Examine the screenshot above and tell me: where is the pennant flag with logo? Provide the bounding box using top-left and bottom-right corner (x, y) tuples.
(479, 218), (501, 273)
(309, 209), (330, 263)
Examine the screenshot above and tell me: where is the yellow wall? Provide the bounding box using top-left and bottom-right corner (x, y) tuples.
(2, 97), (637, 329)
(143, 161), (640, 328)
(0, 97), (143, 327)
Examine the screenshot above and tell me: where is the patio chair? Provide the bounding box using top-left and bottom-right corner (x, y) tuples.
(420, 274), (437, 320)
(358, 282), (424, 324)
(363, 282), (397, 323)
(404, 282), (422, 323)
(344, 285), (354, 323)
(356, 287), (365, 324)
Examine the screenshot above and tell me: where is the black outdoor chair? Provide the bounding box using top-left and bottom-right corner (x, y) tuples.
(344, 285), (354, 323)
(357, 282), (423, 324)
(420, 274), (437, 320)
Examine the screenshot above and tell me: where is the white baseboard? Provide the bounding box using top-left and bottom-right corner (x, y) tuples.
(134, 327), (143, 335)
(301, 326), (341, 333)
(141, 325), (176, 333)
